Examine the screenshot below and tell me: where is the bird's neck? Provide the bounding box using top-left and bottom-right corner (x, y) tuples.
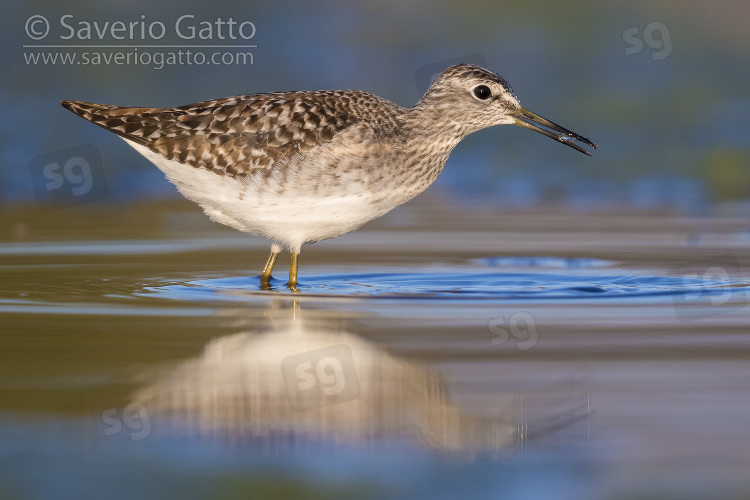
(400, 103), (470, 155)
(385, 105), (469, 194)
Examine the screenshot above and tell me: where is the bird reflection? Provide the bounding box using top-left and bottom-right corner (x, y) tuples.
(132, 301), (518, 451)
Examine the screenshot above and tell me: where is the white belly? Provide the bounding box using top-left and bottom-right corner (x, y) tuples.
(124, 140), (398, 252)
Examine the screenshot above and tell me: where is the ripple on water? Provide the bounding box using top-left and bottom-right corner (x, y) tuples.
(139, 257), (749, 303)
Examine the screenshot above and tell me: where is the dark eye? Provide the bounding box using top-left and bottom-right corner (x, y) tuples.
(473, 85), (492, 100)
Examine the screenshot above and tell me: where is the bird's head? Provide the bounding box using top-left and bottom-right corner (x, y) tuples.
(416, 64), (596, 155)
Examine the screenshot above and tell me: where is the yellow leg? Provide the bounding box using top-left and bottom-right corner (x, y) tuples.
(287, 252), (299, 290)
(260, 244), (281, 287)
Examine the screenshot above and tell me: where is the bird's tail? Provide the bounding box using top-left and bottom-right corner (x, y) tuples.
(61, 100), (177, 146)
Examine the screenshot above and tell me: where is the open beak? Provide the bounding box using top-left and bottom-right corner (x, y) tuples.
(512, 107), (597, 156)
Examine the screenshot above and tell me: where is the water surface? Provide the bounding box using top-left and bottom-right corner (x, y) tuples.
(1, 204), (749, 499)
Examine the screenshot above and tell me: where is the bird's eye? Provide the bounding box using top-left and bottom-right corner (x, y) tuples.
(473, 85), (492, 100)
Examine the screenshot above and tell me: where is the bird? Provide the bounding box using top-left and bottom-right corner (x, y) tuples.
(61, 64), (596, 290)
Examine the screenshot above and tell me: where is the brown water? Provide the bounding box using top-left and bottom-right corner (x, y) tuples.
(1, 199), (749, 499)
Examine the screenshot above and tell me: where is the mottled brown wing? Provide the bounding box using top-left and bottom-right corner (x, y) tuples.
(61, 90), (389, 176)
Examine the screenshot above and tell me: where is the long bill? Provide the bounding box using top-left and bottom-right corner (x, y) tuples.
(512, 107), (597, 156)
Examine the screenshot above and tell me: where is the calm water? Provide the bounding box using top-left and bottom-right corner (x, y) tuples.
(1, 204), (750, 499)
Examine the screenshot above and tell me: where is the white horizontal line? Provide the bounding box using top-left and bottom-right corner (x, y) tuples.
(23, 44), (257, 48)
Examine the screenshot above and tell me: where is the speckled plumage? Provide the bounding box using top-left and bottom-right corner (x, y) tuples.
(62, 64), (595, 288)
(63, 89), (403, 177)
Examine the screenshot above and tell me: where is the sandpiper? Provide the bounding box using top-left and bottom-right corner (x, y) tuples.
(62, 64), (595, 289)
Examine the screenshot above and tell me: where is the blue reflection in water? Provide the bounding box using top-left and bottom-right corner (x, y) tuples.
(145, 262), (746, 301)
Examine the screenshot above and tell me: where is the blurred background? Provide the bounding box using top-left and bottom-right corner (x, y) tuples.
(3, 0), (750, 217)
